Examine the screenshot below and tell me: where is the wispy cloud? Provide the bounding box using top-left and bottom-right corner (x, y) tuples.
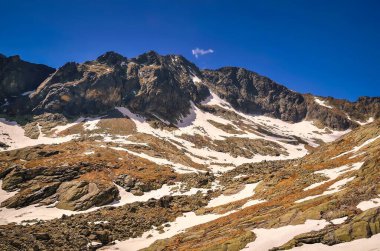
(192, 48), (214, 58)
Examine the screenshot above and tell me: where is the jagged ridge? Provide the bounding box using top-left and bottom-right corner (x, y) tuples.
(1, 51), (379, 130)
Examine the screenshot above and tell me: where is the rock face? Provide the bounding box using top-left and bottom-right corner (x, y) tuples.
(1, 182), (60, 208)
(326, 96), (380, 122)
(30, 51), (209, 123)
(202, 67), (308, 122)
(0, 54), (54, 102)
(303, 94), (357, 130)
(202, 67), (380, 129)
(55, 181), (119, 211)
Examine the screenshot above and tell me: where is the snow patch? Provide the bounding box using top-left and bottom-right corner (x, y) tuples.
(104, 211), (233, 251)
(355, 117), (375, 126)
(304, 162), (364, 191)
(289, 232), (380, 251)
(331, 216), (347, 225)
(191, 75), (202, 84)
(206, 182), (260, 208)
(357, 196), (380, 211)
(314, 97), (333, 109)
(0, 181), (208, 225)
(296, 176), (355, 203)
(52, 117), (85, 135)
(83, 117), (101, 131)
(242, 199), (266, 209)
(0, 118), (77, 152)
(21, 90), (34, 96)
(333, 135), (380, 159)
(110, 146), (204, 174)
(245, 219), (330, 250)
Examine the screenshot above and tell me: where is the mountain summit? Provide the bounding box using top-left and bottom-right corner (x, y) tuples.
(1, 51), (378, 130)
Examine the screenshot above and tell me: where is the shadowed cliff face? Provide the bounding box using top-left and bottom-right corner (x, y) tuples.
(202, 67), (379, 130)
(0, 54), (54, 102)
(0, 51), (379, 130)
(202, 67), (308, 122)
(29, 51), (209, 123)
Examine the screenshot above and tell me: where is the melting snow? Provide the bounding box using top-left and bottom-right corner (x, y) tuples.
(83, 117), (102, 131)
(201, 91), (234, 110)
(314, 97), (333, 109)
(289, 232), (380, 251)
(191, 75), (202, 84)
(206, 182), (260, 208)
(355, 117), (375, 126)
(51, 117), (85, 135)
(112, 183), (209, 207)
(303, 162), (364, 191)
(0, 180), (17, 204)
(114, 91), (351, 173)
(245, 219), (330, 250)
(242, 199), (267, 209)
(331, 216), (347, 225)
(110, 146), (204, 174)
(332, 135), (380, 159)
(356, 196), (380, 211)
(0, 181), (208, 225)
(91, 221), (109, 225)
(296, 176), (355, 203)
(103, 210), (234, 251)
(0, 118), (77, 152)
(21, 90), (34, 96)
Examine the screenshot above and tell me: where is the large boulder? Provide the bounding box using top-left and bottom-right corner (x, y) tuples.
(1, 182), (60, 208)
(56, 181), (120, 211)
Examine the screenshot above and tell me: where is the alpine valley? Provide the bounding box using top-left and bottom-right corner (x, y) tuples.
(0, 51), (379, 251)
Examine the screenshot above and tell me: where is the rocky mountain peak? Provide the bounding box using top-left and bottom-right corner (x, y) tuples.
(133, 50), (162, 65)
(96, 51), (128, 66)
(1, 51), (379, 130)
(24, 51), (209, 122)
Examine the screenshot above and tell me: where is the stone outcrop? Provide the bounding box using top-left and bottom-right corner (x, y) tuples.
(0, 54), (54, 105)
(275, 207), (380, 250)
(55, 181), (119, 211)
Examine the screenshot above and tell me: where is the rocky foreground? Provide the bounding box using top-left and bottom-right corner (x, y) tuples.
(0, 51), (379, 251)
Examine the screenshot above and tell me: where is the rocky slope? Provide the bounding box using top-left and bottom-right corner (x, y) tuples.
(0, 54), (54, 112)
(0, 51), (379, 251)
(142, 119), (380, 251)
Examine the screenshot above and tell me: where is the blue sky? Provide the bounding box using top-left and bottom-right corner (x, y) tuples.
(0, 0), (379, 100)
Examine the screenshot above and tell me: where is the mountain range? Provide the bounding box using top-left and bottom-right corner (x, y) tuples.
(0, 51), (379, 251)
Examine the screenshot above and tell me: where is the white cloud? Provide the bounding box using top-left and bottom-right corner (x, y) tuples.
(192, 48), (214, 58)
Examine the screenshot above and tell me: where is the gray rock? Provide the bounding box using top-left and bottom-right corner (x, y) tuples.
(55, 181), (120, 211)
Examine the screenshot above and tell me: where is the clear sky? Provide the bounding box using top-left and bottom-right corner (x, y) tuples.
(1, 0), (379, 101)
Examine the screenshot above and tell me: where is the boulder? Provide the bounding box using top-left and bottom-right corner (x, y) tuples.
(56, 181), (119, 211)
